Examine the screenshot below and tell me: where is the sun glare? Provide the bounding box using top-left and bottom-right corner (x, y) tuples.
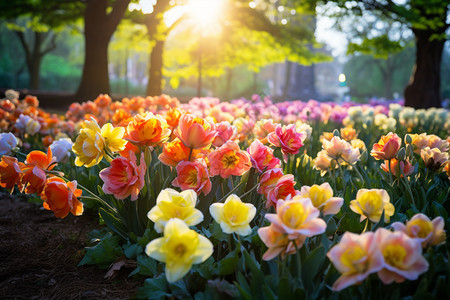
(186, 0), (225, 28)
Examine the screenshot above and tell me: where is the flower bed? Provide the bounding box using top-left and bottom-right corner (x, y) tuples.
(0, 90), (449, 299)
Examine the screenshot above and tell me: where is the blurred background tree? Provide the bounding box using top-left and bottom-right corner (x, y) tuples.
(324, 0), (449, 108)
(0, 0), (448, 108)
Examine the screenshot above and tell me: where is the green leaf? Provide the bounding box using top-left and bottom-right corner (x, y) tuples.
(123, 242), (143, 259)
(134, 255), (157, 277)
(432, 201), (448, 219)
(99, 208), (128, 240)
(302, 245), (325, 290)
(136, 275), (170, 300)
(78, 232), (123, 269)
(217, 247), (240, 276)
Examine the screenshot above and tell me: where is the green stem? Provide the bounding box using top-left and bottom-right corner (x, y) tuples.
(188, 147), (194, 161)
(239, 183), (258, 199)
(217, 181), (244, 202)
(362, 218), (371, 233)
(388, 159), (393, 186)
(336, 159), (346, 194)
(342, 157), (364, 185)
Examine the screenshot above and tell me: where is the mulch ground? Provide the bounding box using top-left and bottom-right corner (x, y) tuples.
(0, 192), (142, 300)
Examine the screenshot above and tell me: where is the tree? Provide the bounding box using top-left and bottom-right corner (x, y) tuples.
(0, 1), (82, 90)
(326, 0), (449, 108)
(75, 0), (130, 101)
(133, 0), (328, 97)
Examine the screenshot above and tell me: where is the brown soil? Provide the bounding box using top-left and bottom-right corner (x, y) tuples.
(0, 192), (142, 300)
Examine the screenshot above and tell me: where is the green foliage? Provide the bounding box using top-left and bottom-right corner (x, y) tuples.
(78, 232), (124, 269)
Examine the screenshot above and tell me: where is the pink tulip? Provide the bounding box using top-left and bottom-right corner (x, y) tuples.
(327, 231), (384, 291)
(172, 159), (212, 196)
(99, 152), (146, 201)
(208, 140), (251, 178)
(391, 213), (446, 248)
(247, 139), (281, 173)
(268, 124), (305, 162)
(375, 228), (429, 284)
(265, 174), (299, 209)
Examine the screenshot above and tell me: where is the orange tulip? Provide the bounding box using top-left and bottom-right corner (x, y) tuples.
(126, 112), (171, 147)
(22, 147), (56, 194)
(175, 113), (217, 149)
(371, 132), (401, 160)
(381, 158), (414, 177)
(0, 156), (24, 192)
(158, 138), (203, 167)
(42, 177), (83, 218)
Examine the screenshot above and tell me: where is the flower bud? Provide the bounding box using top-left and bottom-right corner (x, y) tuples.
(360, 150), (368, 164)
(405, 134), (412, 144)
(396, 147), (406, 161)
(333, 129), (340, 137)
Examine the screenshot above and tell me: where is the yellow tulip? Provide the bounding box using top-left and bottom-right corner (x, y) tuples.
(100, 123), (127, 153)
(145, 218), (213, 282)
(350, 189), (395, 223)
(147, 188), (203, 233)
(209, 194), (256, 236)
(72, 118), (105, 167)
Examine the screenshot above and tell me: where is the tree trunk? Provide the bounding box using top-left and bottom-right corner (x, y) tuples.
(146, 39), (165, 96)
(76, 0), (130, 101)
(225, 68), (233, 100)
(282, 60), (292, 99)
(29, 32), (43, 90)
(404, 29), (445, 108)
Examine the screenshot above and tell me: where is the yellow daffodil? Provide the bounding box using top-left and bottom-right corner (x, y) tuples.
(147, 188), (203, 233)
(350, 189), (394, 223)
(100, 123), (127, 153)
(209, 194), (256, 236)
(145, 218), (213, 282)
(72, 118), (105, 167)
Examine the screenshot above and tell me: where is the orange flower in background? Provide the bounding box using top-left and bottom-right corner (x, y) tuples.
(112, 108), (132, 127)
(371, 132), (401, 160)
(24, 95), (39, 107)
(99, 152), (146, 201)
(94, 94), (112, 109)
(42, 135), (54, 147)
(381, 158), (414, 177)
(445, 161), (450, 179)
(208, 140), (251, 178)
(163, 107), (183, 130)
(159, 138), (203, 167)
(22, 147), (56, 194)
(340, 127), (357, 141)
(172, 159), (212, 196)
(254, 119), (278, 144)
(320, 132), (334, 143)
(127, 112), (171, 147)
(0, 156), (24, 192)
(175, 113), (217, 149)
(41, 177), (83, 218)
